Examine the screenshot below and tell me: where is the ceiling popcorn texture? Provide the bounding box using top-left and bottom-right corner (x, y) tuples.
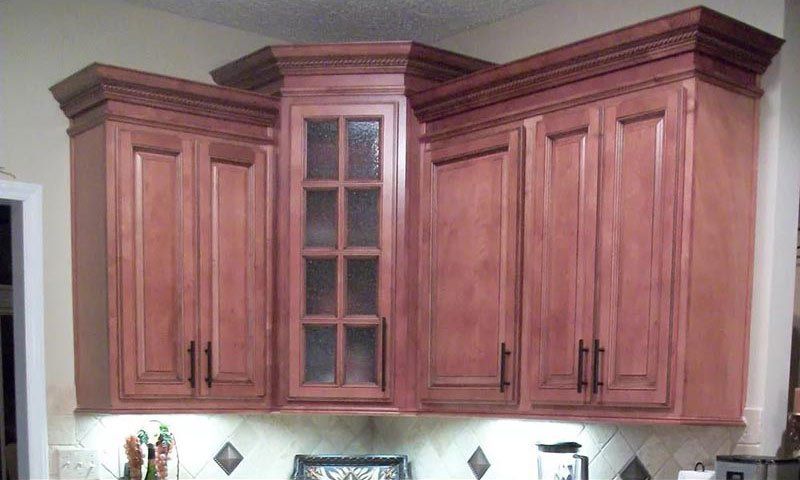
(122, 0), (549, 43)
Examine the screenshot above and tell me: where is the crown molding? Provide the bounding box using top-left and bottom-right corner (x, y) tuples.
(411, 7), (783, 122)
(50, 63), (279, 128)
(210, 41), (494, 92)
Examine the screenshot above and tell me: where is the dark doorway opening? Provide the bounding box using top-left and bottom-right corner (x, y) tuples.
(0, 204), (16, 479)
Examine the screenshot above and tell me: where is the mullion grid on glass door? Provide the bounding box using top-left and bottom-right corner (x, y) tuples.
(302, 114), (382, 388)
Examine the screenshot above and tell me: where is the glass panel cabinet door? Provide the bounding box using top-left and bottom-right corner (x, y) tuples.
(289, 104), (397, 401)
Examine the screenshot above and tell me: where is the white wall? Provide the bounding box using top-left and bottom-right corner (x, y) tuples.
(760, 0), (800, 455)
(0, 0), (284, 443)
(436, 0), (797, 455)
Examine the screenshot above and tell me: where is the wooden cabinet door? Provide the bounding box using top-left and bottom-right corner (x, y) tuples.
(418, 129), (522, 405)
(197, 141), (269, 399)
(288, 104), (396, 401)
(525, 108), (600, 405)
(117, 128), (197, 398)
(594, 87), (683, 406)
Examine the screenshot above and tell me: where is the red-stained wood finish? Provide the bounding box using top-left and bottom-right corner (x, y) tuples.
(117, 129), (196, 399)
(54, 7), (782, 422)
(595, 87), (682, 407)
(198, 141), (270, 399)
(410, 8), (781, 424)
(418, 130), (522, 406)
(51, 64), (278, 411)
(210, 42), (494, 95)
(525, 107), (600, 406)
(680, 80), (760, 420)
(287, 103), (396, 402)
(212, 42), (491, 410)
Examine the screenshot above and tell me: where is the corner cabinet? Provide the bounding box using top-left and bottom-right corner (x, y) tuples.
(287, 104), (396, 402)
(210, 41), (493, 410)
(51, 64), (278, 411)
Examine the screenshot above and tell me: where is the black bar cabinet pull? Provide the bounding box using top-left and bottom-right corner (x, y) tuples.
(592, 339), (605, 394)
(187, 341), (196, 388)
(499, 342), (512, 392)
(204, 341), (213, 388)
(577, 339), (589, 393)
(381, 317), (388, 392)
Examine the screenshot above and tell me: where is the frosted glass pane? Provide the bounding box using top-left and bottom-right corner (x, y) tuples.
(345, 326), (377, 384)
(346, 189), (379, 247)
(305, 258), (337, 315)
(306, 120), (338, 179)
(346, 257), (377, 315)
(347, 119), (380, 179)
(304, 325), (336, 383)
(305, 189), (337, 248)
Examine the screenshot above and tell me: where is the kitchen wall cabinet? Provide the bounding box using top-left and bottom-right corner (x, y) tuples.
(524, 106), (600, 406)
(417, 129), (522, 406)
(594, 88), (682, 407)
(54, 7), (782, 423)
(212, 42), (493, 409)
(51, 64), (278, 410)
(116, 128), (197, 400)
(287, 104), (396, 402)
(197, 140), (270, 400)
(524, 87), (681, 409)
(411, 7), (782, 423)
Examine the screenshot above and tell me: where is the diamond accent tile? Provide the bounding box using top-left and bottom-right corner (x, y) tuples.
(467, 446), (491, 479)
(214, 441), (243, 476)
(620, 456), (651, 480)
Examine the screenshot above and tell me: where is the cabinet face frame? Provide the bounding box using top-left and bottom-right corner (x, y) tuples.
(418, 129), (523, 406)
(287, 103), (397, 402)
(524, 107), (601, 406)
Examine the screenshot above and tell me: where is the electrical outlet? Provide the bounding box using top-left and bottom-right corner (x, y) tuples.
(51, 447), (99, 480)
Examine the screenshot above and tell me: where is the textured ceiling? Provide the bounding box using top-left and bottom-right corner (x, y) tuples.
(122, 0), (548, 43)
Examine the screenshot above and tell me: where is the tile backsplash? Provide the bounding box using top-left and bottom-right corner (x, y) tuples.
(51, 413), (745, 479)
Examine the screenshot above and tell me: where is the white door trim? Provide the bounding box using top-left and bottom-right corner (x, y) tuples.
(0, 180), (48, 479)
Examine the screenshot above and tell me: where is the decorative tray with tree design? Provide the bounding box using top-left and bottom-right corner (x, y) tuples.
(291, 455), (410, 480)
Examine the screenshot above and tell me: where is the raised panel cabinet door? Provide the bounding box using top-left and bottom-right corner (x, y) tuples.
(197, 141), (270, 399)
(419, 129), (522, 405)
(117, 128), (196, 398)
(288, 104), (396, 401)
(594, 87), (683, 407)
(525, 108), (600, 405)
